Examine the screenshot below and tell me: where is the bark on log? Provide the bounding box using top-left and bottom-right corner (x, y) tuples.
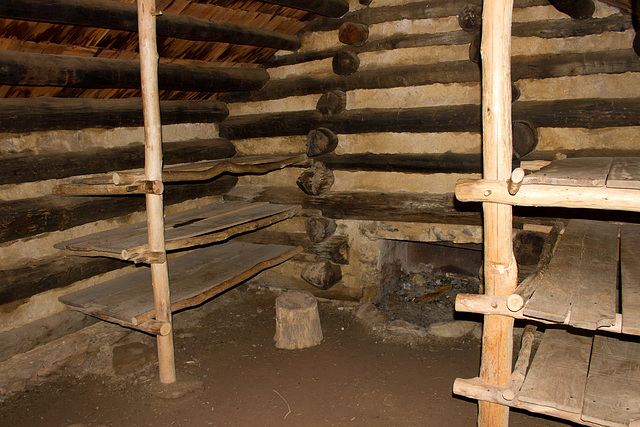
(315, 153), (482, 173)
(220, 98), (640, 140)
(0, 138), (235, 185)
(0, 98), (228, 133)
(260, 0), (349, 17)
(332, 51), (361, 75)
(549, 0), (595, 19)
(339, 22), (370, 45)
(459, 4), (483, 31)
(301, 260), (342, 290)
(297, 163), (335, 195)
(307, 127), (339, 156)
(0, 0), (300, 50)
(470, 32), (482, 63)
(306, 216), (337, 243)
(0, 51), (269, 92)
(316, 91), (347, 116)
(0, 175), (237, 243)
(274, 290), (323, 350)
(234, 48), (639, 103)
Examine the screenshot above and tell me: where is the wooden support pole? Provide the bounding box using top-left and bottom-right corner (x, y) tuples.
(138, 0), (175, 384)
(0, 0), (300, 50)
(477, 0), (517, 424)
(502, 324), (536, 401)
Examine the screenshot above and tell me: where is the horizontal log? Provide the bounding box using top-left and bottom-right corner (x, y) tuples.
(0, 255), (130, 305)
(220, 98), (640, 140)
(455, 178), (640, 211)
(302, 0), (546, 33)
(271, 14), (631, 68)
(0, 175), (237, 243)
(230, 49), (640, 102)
(315, 153), (483, 173)
(0, 51), (269, 92)
(0, 138), (236, 185)
(550, 0), (595, 20)
(258, 0), (349, 17)
(0, 0), (300, 50)
(0, 98), (228, 133)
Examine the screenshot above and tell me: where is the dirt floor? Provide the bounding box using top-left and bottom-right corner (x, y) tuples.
(0, 285), (572, 427)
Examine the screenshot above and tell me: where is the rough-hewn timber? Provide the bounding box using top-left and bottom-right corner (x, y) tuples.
(0, 98), (228, 133)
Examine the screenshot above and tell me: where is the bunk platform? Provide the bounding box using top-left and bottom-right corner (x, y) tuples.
(454, 329), (640, 426)
(455, 157), (640, 212)
(59, 241), (302, 333)
(55, 201), (300, 263)
(54, 154), (308, 195)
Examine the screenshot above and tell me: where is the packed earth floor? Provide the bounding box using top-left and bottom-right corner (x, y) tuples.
(0, 285), (571, 427)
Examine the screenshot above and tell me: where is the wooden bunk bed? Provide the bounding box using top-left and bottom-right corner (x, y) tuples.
(451, 0), (640, 425)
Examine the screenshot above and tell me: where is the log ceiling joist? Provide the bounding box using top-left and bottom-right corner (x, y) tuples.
(0, 51), (269, 92)
(0, 97), (228, 133)
(258, 0), (349, 18)
(0, 0), (301, 51)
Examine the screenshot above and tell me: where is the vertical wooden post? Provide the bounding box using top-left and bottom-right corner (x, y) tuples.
(479, 0), (517, 425)
(137, 0), (176, 384)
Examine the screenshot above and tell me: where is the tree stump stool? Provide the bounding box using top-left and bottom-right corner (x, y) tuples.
(274, 290), (323, 349)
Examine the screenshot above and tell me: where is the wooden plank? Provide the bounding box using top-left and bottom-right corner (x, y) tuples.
(607, 158), (640, 189)
(582, 334), (640, 426)
(59, 242), (302, 325)
(522, 157), (613, 187)
(621, 224), (640, 335)
(55, 201), (298, 257)
(524, 219), (619, 328)
(519, 328), (593, 414)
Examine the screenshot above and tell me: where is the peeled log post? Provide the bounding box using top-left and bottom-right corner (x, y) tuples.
(339, 22), (370, 45)
(316, 91), (347, 116)
(302, 260), (342, 290)
(549, 0), (595, 20)
(274, 290), (323, 350)
(459, 4), (483, 31)
(307, 127), (339, 156)
(306, 216), (337, 243)
(297, 163), (335, 195)
(332, 51), (360, 75)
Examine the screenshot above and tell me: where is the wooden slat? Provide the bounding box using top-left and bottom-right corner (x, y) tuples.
(55, 201), (298, 258)
(621, 224), (640, 335)
(582, 334), (640, 426)
(519, 328), (593, 414)
(607, 158), (640, 190)
(59, 241), (302, 325)
(523, 219), (619, 329)
(522, 157), (613, 187)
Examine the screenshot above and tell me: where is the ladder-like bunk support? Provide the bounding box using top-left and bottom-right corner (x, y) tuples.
(137, 0), (176, 384)
(478, 0), (517, 425)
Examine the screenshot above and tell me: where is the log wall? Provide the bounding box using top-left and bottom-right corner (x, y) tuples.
(222, 0), (640, 298)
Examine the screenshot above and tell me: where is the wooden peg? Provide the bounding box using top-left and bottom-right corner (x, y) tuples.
(508, 168), (525, 195)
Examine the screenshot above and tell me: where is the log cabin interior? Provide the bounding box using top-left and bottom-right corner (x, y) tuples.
(1, 0), (640, 425)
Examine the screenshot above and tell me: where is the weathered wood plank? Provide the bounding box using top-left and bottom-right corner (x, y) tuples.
(0, 51), (269, 92)
(0, 138), (236, 185)
(607, 157), (640, 189)
(229, 50), (640, 103)
(0, 98), (228, 133)
(519, 328), (593, 414)
(0, 175), (237, 243)
(523, 157), (614, 187)
(621, 224), (640, 336)
(0, 0), (301, 50)
(55, 201), (298, 259)
(524, 219), (619, 329)
(582, 334), (640, 426)
(59, 242), (302, 325)
(220, 99), (640, 140)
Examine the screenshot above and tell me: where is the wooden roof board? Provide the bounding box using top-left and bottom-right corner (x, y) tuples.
(607, 157), (640, 189)
(621, 224), (640, 335)
(581, 334), (640, 426)
(522, 157), (613, 187)
(59, 241), (302, 324)
(519, 328), (593, 414)
(55, 201), (297, 255)
(523, 219), (619, 329)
